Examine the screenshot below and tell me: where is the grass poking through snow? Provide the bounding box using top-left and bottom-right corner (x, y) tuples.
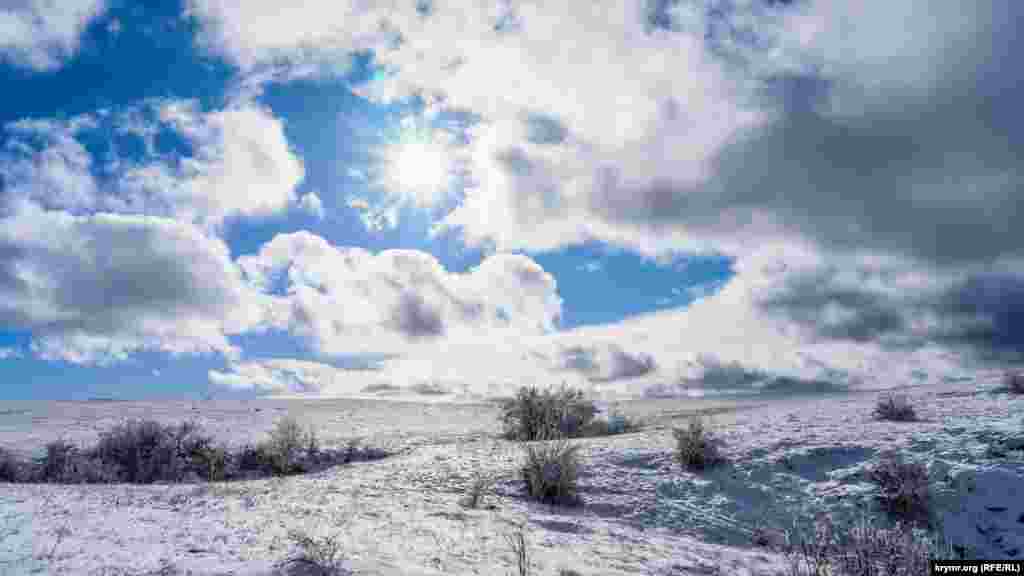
(277, 529), (349, 576)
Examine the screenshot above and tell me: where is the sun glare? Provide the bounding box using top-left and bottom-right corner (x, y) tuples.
(384, 120), (451, 207)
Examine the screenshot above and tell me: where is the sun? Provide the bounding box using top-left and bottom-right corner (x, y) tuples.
(383, 120), (452, 207)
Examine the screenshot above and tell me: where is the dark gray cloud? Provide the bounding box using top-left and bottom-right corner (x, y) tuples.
(758, 269), (909, 344)
(593, 2), (1024, 271)
(756, 265), (1024, 366)
(934, 274), (1024, 364)
(687, 355), (767, 390)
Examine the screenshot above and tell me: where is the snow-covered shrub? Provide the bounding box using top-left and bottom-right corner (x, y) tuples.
(262, 416), (319, 474)
(867, 453), (932, 526)
(520, 436), (583, 506)
(93, 419), (221, 483)
(35, 439), (117, 483)
(672, 415), (727, 471)
(500, 384), (599, 441)
(873, 393), (918, 422)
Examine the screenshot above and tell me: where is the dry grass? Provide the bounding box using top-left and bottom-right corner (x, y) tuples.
(777, 512), (957, 576)
(277, 529), (349, 576)
(461, 468), (497, 509)
(672, 415), (727, 471)
(872, 393), (918, 422)
(520, 436), (583, 507)
(505, 524), (532, 576)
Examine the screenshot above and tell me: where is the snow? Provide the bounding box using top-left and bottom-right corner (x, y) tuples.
(1, 377), (1022, 575)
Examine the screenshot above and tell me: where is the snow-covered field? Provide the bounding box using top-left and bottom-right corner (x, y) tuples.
(2, 377), (1023, 575)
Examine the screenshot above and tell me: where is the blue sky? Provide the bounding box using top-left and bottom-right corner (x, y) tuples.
(1, 1), (1021, 401)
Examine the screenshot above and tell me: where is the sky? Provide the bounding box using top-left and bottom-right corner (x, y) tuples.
(0, 0), (1021, 402)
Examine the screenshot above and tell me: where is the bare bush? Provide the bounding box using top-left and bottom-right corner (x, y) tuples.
(500, 384), (599, 441)
(520, 437), (582, 506)
(867, 453), (932, 526)
(672, 415), (727, 471)
(872, 393), (918, 422)
(35, 439), (117, 483)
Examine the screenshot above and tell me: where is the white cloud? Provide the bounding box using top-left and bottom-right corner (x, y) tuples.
(193, 1), (1022, 269)
(2, 100), (305, 229)
(186, 0), (391, 73)
(0, 202), (271, 365)
(145, 101), (305, 227)
(0, 0), (108, 70)
(576, 261), (602, 273)
(246, 240), (999, 401)
(0, 119), (99, 213)
(236, 231), (562, 357)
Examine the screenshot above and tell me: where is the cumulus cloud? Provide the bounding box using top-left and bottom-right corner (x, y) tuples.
(0, 0), (108, 70)
(236, 231), (562, 356)
(193, 2), (1022, 266)
(1, 100), (305, 229)
(186, 0), (395, 73)
(140, 100), (306, 227)
(0, 203), (271, 364)
(8, 1), (1018, 391)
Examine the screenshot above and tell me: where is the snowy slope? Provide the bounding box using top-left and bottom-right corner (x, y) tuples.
(1, 377), (1022, 575)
